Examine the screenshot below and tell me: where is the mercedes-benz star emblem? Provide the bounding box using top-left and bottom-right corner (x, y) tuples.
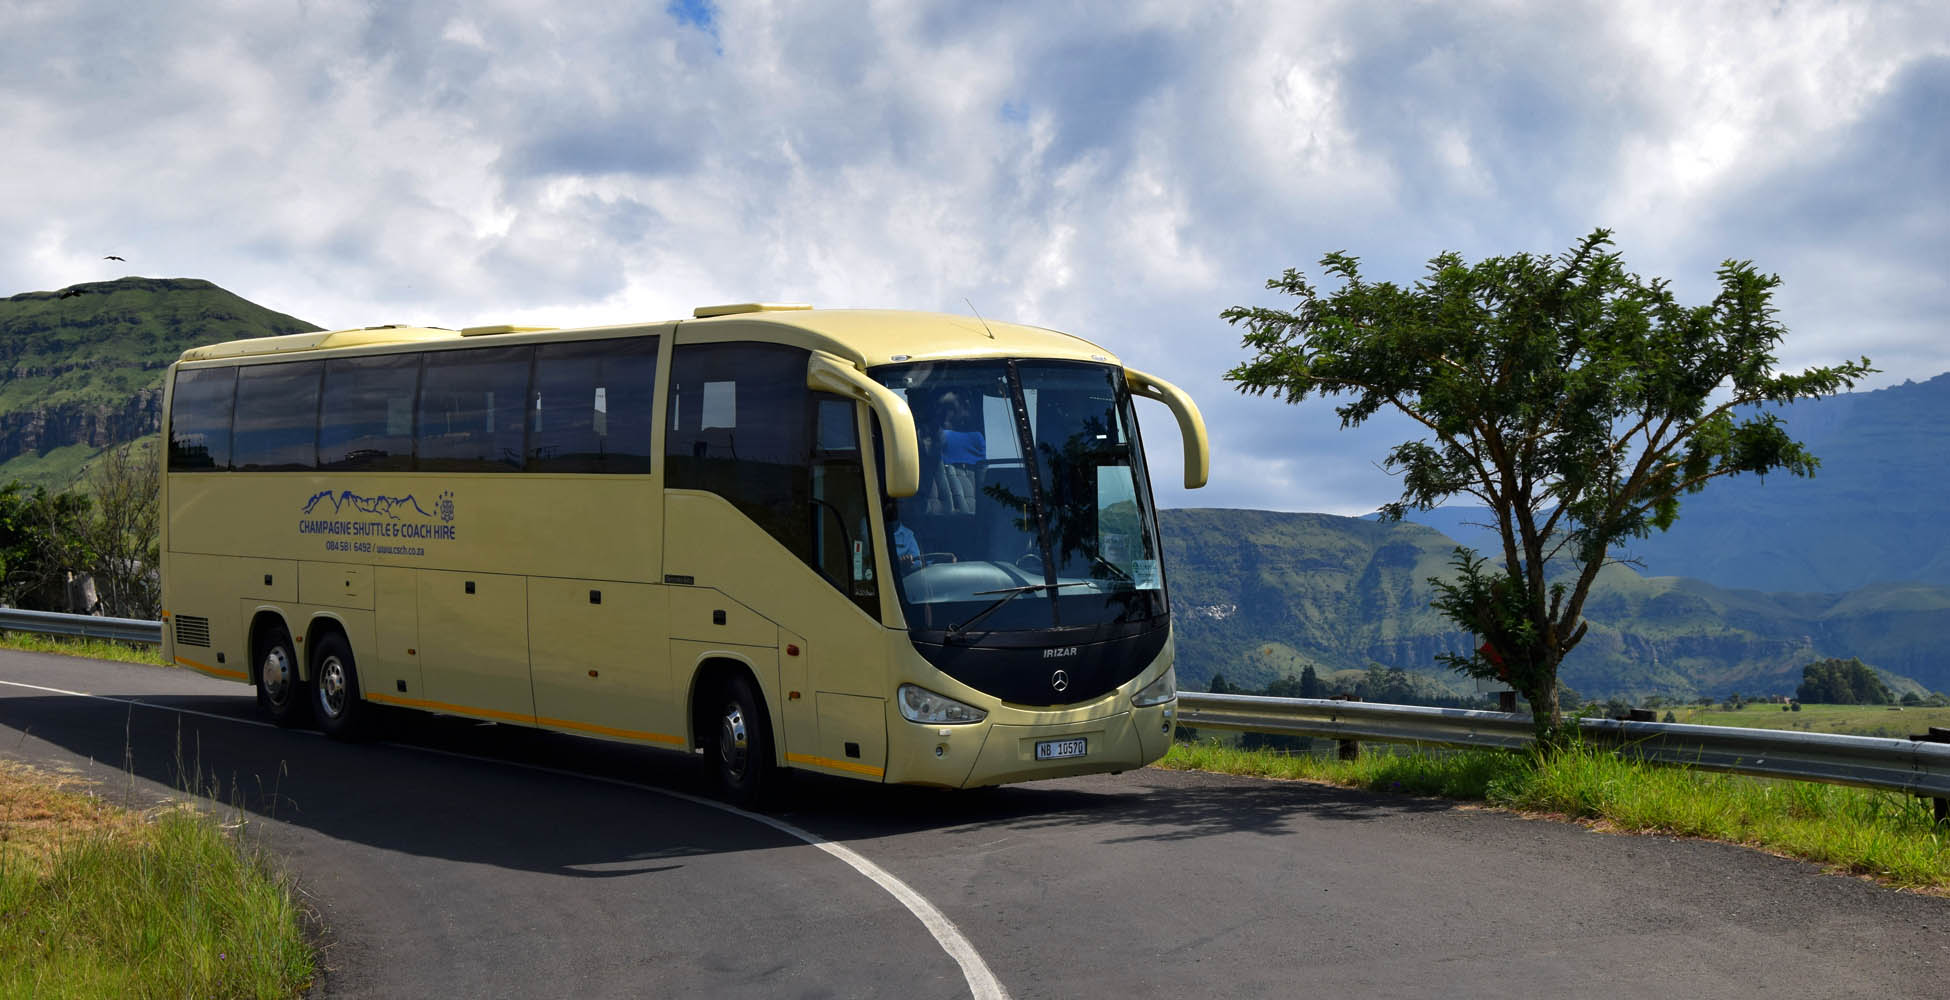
(1050, 670), (1070, 692)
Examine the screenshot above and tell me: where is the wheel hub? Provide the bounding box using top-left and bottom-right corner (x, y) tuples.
(719, 703), (749, 778)
(262, 647), (291, 703)
(318, 657), (346, 718)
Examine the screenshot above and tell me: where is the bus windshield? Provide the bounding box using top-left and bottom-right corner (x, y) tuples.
(871, 359), (1167, 637)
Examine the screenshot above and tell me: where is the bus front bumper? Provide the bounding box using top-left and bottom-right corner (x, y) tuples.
(883, 698), (1177, 788)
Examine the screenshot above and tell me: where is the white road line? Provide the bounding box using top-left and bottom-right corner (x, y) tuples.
(0, 678), (292, 732)
(0, 676), (1011, 1000)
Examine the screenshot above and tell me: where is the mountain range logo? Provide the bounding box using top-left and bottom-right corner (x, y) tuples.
(302, 489), (434, 520)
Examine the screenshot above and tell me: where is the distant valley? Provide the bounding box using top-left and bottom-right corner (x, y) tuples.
(1161, 507), (1950, 702)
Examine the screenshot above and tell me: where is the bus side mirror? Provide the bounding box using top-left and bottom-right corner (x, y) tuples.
(1124, 367), (1209, 490)
(807, 351), (921, 498)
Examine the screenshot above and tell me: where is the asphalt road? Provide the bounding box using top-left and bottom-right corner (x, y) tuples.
(2, 650), (1945, 999)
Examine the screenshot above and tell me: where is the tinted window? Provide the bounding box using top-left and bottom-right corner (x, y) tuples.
(667, 342), (812, 561)
(168, 366), (236, 471)
(319, 354), (419, 471)
(233, 362), (322, 471)
(417, 347), (531, 471)
(811, 397), (879, 616)
(529, 338), (658, 473)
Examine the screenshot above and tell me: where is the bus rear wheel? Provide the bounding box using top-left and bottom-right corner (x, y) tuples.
(255, 623), (309, 727)
(712, 674), (774, 808)
(311, 631), (371, 741)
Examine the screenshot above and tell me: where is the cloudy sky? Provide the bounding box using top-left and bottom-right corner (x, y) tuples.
(4, 0), (1944, 514)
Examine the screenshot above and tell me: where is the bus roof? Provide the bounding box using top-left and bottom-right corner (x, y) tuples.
(177, 306), (1122, 369)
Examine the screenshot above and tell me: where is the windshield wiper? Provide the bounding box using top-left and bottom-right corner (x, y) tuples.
(946, 581), (1089, 637)
(1091, 554), (1132, 582)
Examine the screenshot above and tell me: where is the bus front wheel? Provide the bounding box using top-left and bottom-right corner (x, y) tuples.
(255, 624), (309, 727)
(713, 674), (774, 808)
(311, 631), (371, 741)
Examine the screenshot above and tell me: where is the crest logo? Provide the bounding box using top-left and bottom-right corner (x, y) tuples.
(437, 490), (456, 523)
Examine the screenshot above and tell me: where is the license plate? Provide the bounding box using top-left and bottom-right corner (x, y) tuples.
(1036, 738), (1087, 761)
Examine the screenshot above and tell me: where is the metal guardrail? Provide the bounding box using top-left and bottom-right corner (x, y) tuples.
(1177, 692), (1950, 800)
(0, 608), (1942, 804)
(0, 607), (163, 645)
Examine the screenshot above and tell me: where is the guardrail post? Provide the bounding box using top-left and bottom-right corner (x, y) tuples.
(1914, 727), (1949, 828)
(1332, 694), (1360, 761)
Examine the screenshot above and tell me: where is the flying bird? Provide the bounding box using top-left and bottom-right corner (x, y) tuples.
(103, 255), (125, 261)
(59, 287), (85, 298)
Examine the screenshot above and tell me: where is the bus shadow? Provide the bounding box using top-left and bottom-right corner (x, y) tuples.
(3, 692), (788, 880)
(779, 765), (1458, 848)
(1, 691), (1453, 880)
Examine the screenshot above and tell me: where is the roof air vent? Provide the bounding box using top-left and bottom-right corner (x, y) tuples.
(692, 302), (814, 319)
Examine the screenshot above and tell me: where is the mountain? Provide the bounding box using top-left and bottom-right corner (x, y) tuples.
(1160, 507), (1950, 700)
(1404, 373), (1950, 592)
(0, 277), (318, 486)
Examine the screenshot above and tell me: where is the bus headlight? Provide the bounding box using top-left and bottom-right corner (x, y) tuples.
(897, 684), (988, 725)
(1131, 667), (1177, 708)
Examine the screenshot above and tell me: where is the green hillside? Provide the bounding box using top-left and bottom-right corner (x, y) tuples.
(1160, 508), (1950, 701)
(0, 277), (317, 487)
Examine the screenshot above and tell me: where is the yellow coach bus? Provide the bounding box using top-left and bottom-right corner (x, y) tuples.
(159, 303), (1208, 802)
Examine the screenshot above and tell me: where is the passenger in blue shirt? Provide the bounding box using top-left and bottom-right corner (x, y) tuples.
(934, 390), (984, 514)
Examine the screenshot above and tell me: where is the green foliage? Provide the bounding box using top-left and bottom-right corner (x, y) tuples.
(1223, 230), (1875, 738)
(1429, 547), (1563, 736)
(0, 481), (91, 609)
(0, 441), (160, 617)
(68, 441), (161, 619)
(1796, 658), (1894, 705)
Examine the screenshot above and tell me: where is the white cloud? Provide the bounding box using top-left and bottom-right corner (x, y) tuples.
(1, 0), (1943, 514)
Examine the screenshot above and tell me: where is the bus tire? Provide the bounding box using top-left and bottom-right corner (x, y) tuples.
(310, 631), (371, 741)
(712, 674), (775, 808)
(254, 622), (309, 727)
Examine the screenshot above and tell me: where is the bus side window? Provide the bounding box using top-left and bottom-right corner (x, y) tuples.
(417, 347), (531, 472)
(233, 361), (322, 471)
(529, 337), (658, 473)
(666, 342), (825, 577)
(168, 366), (237, 471)
(319, 354), (419, 471)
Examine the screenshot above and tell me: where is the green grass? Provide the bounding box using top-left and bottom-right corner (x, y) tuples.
(1161, 739), (1950, 891)
(0, 630), (163, 666)
(0, 765), (314, 998)
(1667, 702), (1950, 739)
(0, 442), (106, 492)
